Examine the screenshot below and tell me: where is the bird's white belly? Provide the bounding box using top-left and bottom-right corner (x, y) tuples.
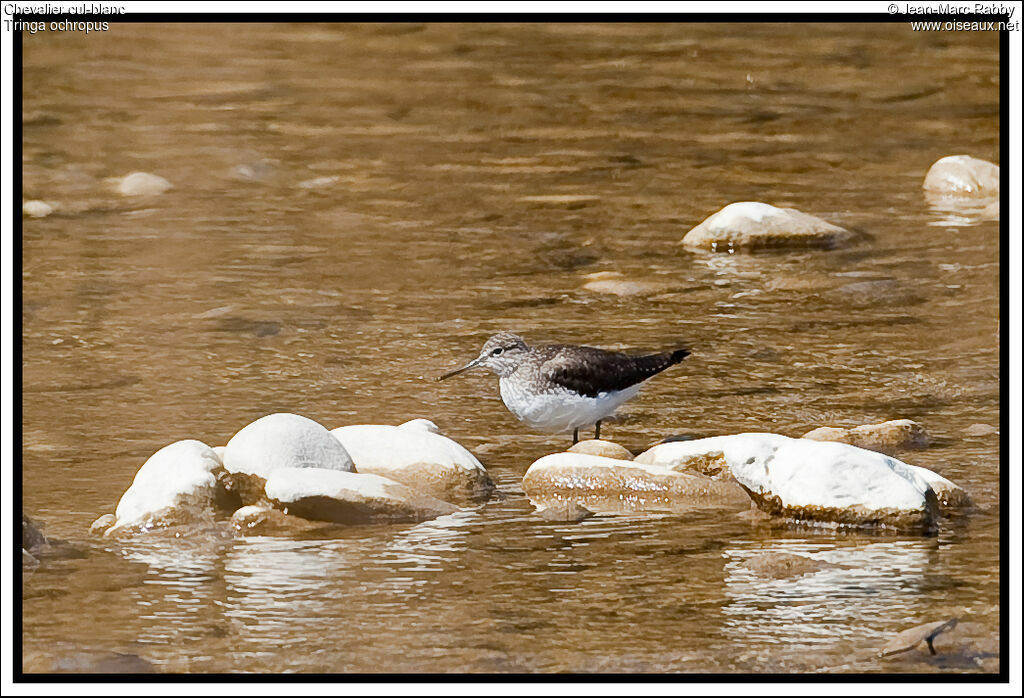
(499, 379), (641, 433)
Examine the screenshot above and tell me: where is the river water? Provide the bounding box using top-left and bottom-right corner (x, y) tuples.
(20, 22), (1001, 675)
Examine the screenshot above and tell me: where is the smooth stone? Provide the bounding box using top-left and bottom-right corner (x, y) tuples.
(681, 201), (858, 252)
(568, 439), (634, 461)
(963, 423), (998, 437)
(229, 504), (335, 536)
(211, 446), (226, 463)
(636, 433), (940, 532)
(113, 171), (172, 196)
(534, 500), (594, 522)
(879, 618), (959, 657)
(522, 453), (753, 516)
(89, 513), (116, 536)
(922, 155), (999, 196)
(264, 467), (458, 524)
(581, 271), (662, 297)
(398, 418), (441, 434)
(106, 439), (222, 537)
(23, 513), (47, 551)
(905, 464), (972, 514)
(223, 413), (354, 505)
(330, 423), (493, 505)
(23, 200), (55, 218)
(802, 419), (930, 455)
(739, 552), (837, 579)
(22, 647), (158, 674)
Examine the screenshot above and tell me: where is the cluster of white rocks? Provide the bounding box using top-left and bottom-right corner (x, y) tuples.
(523, 425), (970, 533)
(92, 413), (493, 538)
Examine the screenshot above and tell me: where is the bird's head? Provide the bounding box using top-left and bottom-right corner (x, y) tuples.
(438, 331), (530, 380)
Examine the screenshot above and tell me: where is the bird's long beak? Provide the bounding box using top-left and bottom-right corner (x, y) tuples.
(437, 357), (483, 381)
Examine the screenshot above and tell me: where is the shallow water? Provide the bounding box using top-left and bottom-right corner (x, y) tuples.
(20, 22), (1001, 674)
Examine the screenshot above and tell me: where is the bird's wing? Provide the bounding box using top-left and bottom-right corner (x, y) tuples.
(541, 345), (687, 398)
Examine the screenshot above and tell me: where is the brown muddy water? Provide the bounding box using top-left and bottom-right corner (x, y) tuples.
(20, 22), (1001, 674)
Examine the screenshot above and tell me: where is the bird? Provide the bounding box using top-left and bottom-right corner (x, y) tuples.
(438, 331), (690, 444)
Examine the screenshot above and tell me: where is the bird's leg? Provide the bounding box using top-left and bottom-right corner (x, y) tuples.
(595, 420), (601, 440)
(573, 428), (579, 445)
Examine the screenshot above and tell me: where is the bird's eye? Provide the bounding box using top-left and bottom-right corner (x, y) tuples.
(492, 347), (504, 356)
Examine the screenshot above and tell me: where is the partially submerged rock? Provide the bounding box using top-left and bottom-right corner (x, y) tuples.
(23, 200), (55, 218)
(105, 440), (222, 537)
(223, 413), (354, 505)
(581, 271), (663, 297)
(264, 467), (458, 524)
(23, 513), (47, 551)
(738, 552), (837, 579)
(330, 421), (493, 505)
(905, 465), (972, 514)
(112, 171), (172, 196)
(879, 618), (959, 657)
(681, 201), (859, 252)
(802, 419), (930, 456)
(230, 504), (338, 536)
(923, 155), (998, 196)
(534, 500), (595, 522)
(522, 452), (753, 516)
(568, 439), (634, 461)
(636, 433), (946, 531)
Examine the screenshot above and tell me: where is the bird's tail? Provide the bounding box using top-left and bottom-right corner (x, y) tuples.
(632, 346), (691, 379)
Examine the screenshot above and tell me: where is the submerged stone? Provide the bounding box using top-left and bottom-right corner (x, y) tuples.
(23, 200), (55, 218)
(879, 618), (959, 657)
(738, 552), (838, 579)
(681, 201), (859, 252)
(802, 418), (930, 455)
(113, 171), (173, 196)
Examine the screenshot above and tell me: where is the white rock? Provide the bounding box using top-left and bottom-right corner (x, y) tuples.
(113, 172), (172, 196)
(212, 446), (226, 463)
(331, 424), (493, 504)
(398, 418), (441, 434)
(23, 200), (55, 218)
(223, 413), (354, 504)
(905, 465), (972, 513)
(522, 452), (752, 516)
(106, 439), (221, 536)
(636, 433), (940, 530)
(923, 155), (999, 196)
(264, 467), (458, 523)
(682, 201), (857, 252)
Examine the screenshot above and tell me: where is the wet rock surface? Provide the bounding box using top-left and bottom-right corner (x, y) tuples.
(802, 418), (930, 455)
(681, 201), (861, 252)
(738, 552), (839, 579)
(567, 439), (635, 460)
(105, 439), (222, 537)
(264, 467), (459, 524)
(922, 155), (999, 196)
(523, 452), (753, 516)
